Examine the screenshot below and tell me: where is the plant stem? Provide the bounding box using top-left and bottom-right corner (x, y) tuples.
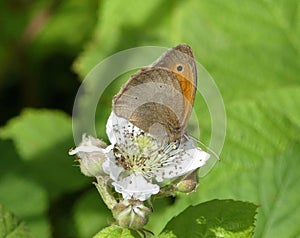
(94, 176), (117, 210)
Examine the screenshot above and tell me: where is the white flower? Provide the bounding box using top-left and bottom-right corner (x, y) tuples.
(102, 112), (210, 201)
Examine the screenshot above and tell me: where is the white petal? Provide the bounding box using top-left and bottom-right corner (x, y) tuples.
(178, 138), (210, 170)
(103, 144), (114, 154)
(102, 157), (124, 181)
(112, 174), (160, 201)
(154, 139), (210, 180)
(69, 145), (103, 155)
(101, 147), (125, 181)
(106, 112), (144, 145)
(106, 112), (120, 145)
(69, 134), (107, 155)
(179, 148), (210, 172)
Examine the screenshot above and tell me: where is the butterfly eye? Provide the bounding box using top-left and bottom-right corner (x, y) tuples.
(176, 65), (183, 72)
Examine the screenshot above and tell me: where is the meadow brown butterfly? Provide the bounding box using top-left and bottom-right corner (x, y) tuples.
(113, 44), (197, 142)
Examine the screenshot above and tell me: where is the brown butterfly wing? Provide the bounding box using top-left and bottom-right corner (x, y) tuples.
(152, 44), (197, 133)
(113, 44), (197, 141)
(113, 68), (184, 140)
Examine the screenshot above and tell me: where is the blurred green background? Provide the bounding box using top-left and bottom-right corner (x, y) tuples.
(0, 0), (299, 237)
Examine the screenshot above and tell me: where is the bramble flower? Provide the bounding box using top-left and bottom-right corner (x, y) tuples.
(102, 112), (210, 201)
(70, 112), (210, 202)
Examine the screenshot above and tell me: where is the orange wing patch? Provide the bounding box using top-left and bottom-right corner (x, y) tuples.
(176, 73), (195, 105)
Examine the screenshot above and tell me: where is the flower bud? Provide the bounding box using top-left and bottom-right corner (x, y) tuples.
(112, 200), (151, 230)
(175, 170), (198, 193)
(78, 152), (106, 177)
(69, 134), (107, 177)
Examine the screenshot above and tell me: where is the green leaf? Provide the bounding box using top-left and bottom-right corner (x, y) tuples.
(0, 139), (23, 176)
(0, 139), (51, 238)
(0, 174), (47, 219)
(158, 230), (177, 238)
(73, 189), (114, 238)
(0, 204), (34, 238)
(0, 109), (88, 197)
(93, 225), (136, 238)
(0, 109), (71, 160)
(161, 200), (257, 238)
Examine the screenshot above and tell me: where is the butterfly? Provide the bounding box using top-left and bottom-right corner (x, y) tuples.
(113, 44), (197, 142)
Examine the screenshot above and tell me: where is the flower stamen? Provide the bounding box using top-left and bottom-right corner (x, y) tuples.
(112, 125), (185, 181)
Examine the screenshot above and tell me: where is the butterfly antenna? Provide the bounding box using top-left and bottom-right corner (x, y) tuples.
(186, 134), (220, 161)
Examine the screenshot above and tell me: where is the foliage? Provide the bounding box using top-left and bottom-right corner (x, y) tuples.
(93, 225), (136, 238)
(0, 0), (299, 237)
(0, 204), (34, 238)
(161, 200), (257, 238)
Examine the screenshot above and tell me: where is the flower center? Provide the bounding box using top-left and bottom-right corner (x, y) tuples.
(112, 127), (184, 180)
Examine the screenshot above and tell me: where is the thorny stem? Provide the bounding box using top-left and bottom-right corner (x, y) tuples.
(94, 176), (117, 210)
